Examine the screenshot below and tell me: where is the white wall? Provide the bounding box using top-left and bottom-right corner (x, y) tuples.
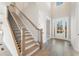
(71, 3), (79, 52)
(51, 2), (71, 18)
(1, 3), (18, 56)
(3, 18), (18, 56)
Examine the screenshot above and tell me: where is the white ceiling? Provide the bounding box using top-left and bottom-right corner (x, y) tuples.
(36, 2), (51, 16)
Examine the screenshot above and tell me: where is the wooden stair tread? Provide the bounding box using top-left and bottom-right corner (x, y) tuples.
(12, 27), (18, 29)
(25, 41), (35, 47)
(12, 28), (18, 30)
(24, 31), (30, 34)
(25, 45), (39, 55)
(11, 24), (17, 27)
(32, 49), (49, 56)
(25, 38), (33, 42)
(25, 36), (34, 40)
(24, 34), (31, 36)
(14, 30), (20, 33)
(16, 34), (21, 37)
(14, 31), (21, 34)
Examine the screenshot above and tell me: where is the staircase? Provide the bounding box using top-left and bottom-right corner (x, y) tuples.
(7, 5), (43, 56)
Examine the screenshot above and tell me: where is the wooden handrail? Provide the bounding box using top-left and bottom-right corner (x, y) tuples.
(10, 4), (41, 31)
(7, 6), (20, 55)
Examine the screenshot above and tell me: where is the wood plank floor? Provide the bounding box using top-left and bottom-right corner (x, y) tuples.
(32, 49), (49, 56)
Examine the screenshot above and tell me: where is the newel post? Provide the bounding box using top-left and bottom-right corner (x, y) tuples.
(21, 27), (25, 56)
(40, 29), (43, 49)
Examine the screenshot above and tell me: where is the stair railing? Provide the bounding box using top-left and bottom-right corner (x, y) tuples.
(21, 27), (25, 55)
(7, 6), (21, 55)
(7, 4), (43, 55)
(7, 6), (26, 55)
(10, 4), (43, 49)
